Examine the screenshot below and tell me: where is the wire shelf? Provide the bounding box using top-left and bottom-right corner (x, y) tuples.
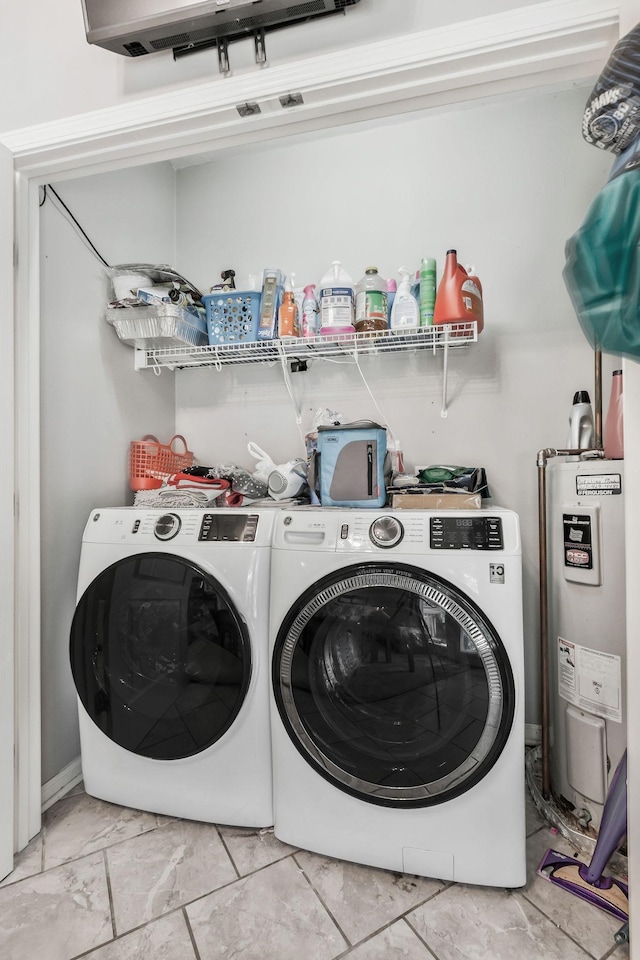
(136, 322), (478, 371)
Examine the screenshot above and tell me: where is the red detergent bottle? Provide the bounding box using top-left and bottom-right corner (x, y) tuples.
(433, 249), (484, 335)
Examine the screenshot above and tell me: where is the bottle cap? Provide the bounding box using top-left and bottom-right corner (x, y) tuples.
(365, 267), (378, 274)
(572, 390), (591, 404)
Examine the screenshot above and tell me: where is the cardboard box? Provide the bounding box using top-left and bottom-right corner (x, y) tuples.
(390, 492), (482, 510)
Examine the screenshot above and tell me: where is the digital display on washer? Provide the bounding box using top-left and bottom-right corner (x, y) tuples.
(199, 513), (259, 542)
(430, 516), (503, 550)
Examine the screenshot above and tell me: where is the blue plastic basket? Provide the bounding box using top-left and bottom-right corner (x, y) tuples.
(203, 291), (261, 346)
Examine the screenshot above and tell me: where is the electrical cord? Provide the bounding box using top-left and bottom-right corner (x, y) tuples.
(352, 349), (399, 451)
(40, 184), (111, 268)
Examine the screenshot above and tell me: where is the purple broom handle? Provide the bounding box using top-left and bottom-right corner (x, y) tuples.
(581, 750), (627, 886)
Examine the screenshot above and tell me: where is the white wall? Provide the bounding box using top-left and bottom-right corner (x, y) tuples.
(39, 163), (177, 782)
(0, 0), (548, 134)
(173, 86), (614, 727)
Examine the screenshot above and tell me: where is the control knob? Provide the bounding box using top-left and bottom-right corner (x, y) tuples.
(154, 513), (182, 541)
(369, 516), (404, 548)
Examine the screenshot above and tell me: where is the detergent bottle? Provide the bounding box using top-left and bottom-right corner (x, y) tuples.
(419, 257), (437, 326)
(604, 369), (624, 459)
(390, 267), (419, 329)
(433, 249), (484, 334)
(355, 267), (388, 333)
(567, 390), (595, 450)
(290, 273), (306, 326)
(386, 278), (397, 321)
(465, 264), (484, 332)
(278, 283), (300, 338)
(319, 261), (355, 336)
(301, 284), (318, 338)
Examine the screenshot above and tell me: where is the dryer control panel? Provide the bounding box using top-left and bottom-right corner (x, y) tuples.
(430, 516), (503, 550)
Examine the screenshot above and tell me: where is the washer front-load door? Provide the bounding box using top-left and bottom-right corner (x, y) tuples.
(70, 553), (251, 760)
(273, 563), (515, 807)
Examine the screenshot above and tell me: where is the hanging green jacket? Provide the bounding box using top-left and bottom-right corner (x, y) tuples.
(564, 167), (640, 360)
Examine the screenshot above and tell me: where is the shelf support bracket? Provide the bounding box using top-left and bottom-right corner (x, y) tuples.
(277, 341), (302, 425)
(440, 330), (450, 418)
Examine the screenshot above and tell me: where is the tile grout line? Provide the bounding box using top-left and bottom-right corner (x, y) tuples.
(400, 914), (446, 960)
(328, 879), (451, 960)
(291, 850), (353, 953)
(102, 847), (118, 942)
(290, 851), (452, 958)
(69, 900), (204, 958)
(187, 849), (299, 905)
(182, 905), (204, 960)
(517, 888), (603, 960)
(66, 852), (119, 960)
(215, 825), (242, 882)
(343, 882), (451, 958)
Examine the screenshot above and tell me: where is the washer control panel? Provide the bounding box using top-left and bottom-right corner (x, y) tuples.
(430, 515), (503, 550)
(154, 513), (182, 541)
(369, 516), (404, 549)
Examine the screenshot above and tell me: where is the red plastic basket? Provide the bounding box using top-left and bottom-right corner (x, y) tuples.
(129, 434), (194, 491)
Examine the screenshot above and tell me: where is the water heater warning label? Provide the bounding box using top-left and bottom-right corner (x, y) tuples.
(557, 637), (622, 722)
(576, 473), (622, 496)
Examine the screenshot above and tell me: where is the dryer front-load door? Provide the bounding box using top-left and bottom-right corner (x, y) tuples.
(70, 553), (251, 760)
(272, 563), (515, 807)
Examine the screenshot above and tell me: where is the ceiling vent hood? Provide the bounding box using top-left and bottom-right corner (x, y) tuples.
(81, 0), (363, 60)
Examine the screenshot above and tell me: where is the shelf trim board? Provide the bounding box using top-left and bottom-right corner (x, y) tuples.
(0, 0), (618, 178)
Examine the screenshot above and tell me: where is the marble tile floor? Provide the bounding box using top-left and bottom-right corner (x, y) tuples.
(0, 779), (629, 960)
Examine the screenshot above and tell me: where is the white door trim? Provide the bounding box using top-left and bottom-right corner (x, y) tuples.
(13, 174), (42, 851)
(0, 142), (15, 880)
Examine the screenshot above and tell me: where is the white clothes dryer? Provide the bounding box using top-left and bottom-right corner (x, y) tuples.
(269, 508), (526, 886)
(70, 507), (274, 827)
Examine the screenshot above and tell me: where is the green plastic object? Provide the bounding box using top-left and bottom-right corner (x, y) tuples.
(416, 465), (489, 497)
(419, 258), (436, 327)
(419, 465), (470, 483)
(563, 168), (640, 360)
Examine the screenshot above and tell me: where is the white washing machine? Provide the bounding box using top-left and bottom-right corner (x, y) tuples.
(70, 507), (274, 826)
(269, 507), (526, 886)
